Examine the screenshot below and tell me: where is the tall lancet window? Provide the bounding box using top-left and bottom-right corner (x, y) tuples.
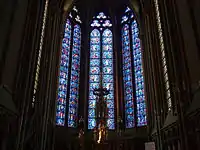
(121, 7), (147, 128)
(56, 6), (82, 127)
(88, 12), (115, 130)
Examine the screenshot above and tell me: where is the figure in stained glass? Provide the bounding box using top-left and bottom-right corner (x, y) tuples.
(88, 13), (115, 131)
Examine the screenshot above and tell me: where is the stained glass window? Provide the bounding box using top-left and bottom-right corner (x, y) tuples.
(56, 6), (82, 127)
(102, 29), (115, 129)
(121, 7), (147, 128)
(68, 25), (81, 127)
(88, 12), (115, 130)
(154, 0), (172, 111)
(122, 24), (135, 128)
(131, 20), (147, 126)
(88, 29), (100, 129)
(56, 19), (71, 126)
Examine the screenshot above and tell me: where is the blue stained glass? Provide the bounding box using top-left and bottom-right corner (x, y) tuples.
(68, 24), (81, 127)
(68, 120), (75, 127)
(91, 38), (100, 44)
(123, 63), (131, 70)
(102, 59), (112, 67)
(103, 67), (113, 74)
(108, 109), (114, 117)
(89, 91), (96, 99)
(90, 59), (100, 66)
(102, 45), (112, 51)
(107, 100), (114, 108)
(125, 100), (134, 108)
(90, 52), (100, 58)
(90, 75), (100, 82)
(103, 83), (114, 91)
(102, 52), (112, 59)
(88, 27), (115, 129)
(107, 119), (115, 129)
(122, 24), (135, 128)
(91, 20), (101, 27)
(88, 109), (95, 117)
(56, 19), (71, 126)
(103, 20), (112, 27)
(123, 51), (131, 57)
(90, 29), (100, 36)
(103, 29), (112, 37)
(88, 119), (96, 129)
(89, 100), (96, 108)
(103, 75), (113, 82)
(91, 45), (100, 51)
(124, 55), (131, 64)
(105, 91), (114, 99)
(125, 7), (131, 13)
(90, 67), (100, 74)
(57, 97), (66, 105)
(90, 83), (100, 90)
(132, 21), (147, 126)
(71, 63), (80, 71)
(102, 38), (112, 44)
(57, 105), (65, 112)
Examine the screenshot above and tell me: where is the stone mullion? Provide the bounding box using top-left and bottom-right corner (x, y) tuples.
(84, 7), (91, 131)
(116, 14), (125, 129)
(110, 9), (120, 129)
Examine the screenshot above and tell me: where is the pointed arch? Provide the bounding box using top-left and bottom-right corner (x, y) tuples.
(56, 6), (82, 127)
(121, 7), (147, 128)
(88, 12), (115, 129)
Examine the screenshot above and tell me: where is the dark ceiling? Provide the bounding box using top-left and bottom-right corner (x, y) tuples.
(74, 0), (133, 21)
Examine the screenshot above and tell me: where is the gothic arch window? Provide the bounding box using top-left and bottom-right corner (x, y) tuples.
(121, 7), (147, 128)
(56, 6), (81, 127)
(88, 12), (115, 130)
